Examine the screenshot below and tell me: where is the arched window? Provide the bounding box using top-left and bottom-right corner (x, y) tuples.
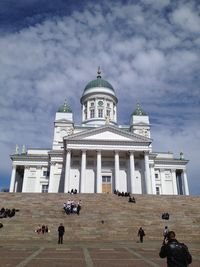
(90, 109), (95, 118)
(98, 109), (103, 118)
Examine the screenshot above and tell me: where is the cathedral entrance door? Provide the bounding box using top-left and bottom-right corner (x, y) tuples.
(102, 175), (112, 193)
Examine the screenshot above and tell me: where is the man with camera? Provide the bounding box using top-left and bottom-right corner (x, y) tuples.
(159, 231), (192, 266)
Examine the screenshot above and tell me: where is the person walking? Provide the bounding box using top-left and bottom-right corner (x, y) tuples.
(137, 227), (145, 243)
(58, 223), (65, 244)
(159, 230), (192, 266)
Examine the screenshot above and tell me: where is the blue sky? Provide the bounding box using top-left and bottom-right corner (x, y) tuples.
(0, 0), (199, 194)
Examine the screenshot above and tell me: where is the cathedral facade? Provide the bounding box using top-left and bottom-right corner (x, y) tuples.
(10, 69), (189, 195)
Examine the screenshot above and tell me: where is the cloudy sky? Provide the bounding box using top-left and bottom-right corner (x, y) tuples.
(0, 0), (199, 194)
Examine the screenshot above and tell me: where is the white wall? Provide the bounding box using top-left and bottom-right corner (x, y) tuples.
(70, 168), (80, 192)
(119, 169), (127, 192)
(85, 169), (95, 193)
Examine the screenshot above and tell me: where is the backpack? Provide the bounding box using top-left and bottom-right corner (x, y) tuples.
(169, 242), (192, 266)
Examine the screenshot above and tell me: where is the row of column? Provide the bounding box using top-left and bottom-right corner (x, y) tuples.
(64, 150), (152, 194)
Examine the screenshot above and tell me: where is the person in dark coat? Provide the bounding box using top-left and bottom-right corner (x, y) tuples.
(159, 231), (192, 267)
(138, 227), (145, 243)
(58, 223), (65, 244)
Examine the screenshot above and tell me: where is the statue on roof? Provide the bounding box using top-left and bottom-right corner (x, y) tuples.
(15, 144), (19, 154)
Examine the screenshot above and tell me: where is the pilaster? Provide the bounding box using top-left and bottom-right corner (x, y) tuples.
(172, 170), (178, 195)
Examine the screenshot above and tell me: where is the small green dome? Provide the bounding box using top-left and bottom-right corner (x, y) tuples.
(84, 67), (114, 92)
(58, 101), (72, 113)
(132, 104), (147, 116)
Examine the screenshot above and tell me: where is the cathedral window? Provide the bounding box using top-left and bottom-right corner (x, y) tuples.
(90, 109), (95, 118)
(98, 109), (103, 118)
(43, 171), (49, 177)
(90, 102), (94, 107)
(156, 187), (160, 195)
(98, 100), (103, 106)
(107, 103), (110, 107)
(42, 184), (49, 193)
(106, 109), (111, 117)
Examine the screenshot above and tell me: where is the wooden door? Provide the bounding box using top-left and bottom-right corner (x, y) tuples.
(102, 176), (112, 193)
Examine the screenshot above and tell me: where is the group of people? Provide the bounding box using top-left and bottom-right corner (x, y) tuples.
(35, 224), (49, 234)
(128, 196), (136, 203)
(162, 212), (170, 220)
(0, 207), (17, 218)
(63, 200), (81, 215)
(68, 189), (78, 194)
(114, 190), (130, 197)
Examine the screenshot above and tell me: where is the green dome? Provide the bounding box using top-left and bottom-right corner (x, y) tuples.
(132, 104), (147, 116)
(84, 76), (114, 91)
(58, 101), (72, 113)
(84, 67), (114, 92)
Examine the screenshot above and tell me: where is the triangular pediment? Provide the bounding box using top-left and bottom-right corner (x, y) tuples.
(64, 125), (152, 144)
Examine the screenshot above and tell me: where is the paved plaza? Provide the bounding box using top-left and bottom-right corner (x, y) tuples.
(0, 241), (199, 267)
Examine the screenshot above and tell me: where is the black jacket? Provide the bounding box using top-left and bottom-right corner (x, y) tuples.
(159, 239), (192, 267)
(58, 225), (65, 235)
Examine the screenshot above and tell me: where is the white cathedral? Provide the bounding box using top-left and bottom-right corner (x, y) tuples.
(10, 69), (189, 195)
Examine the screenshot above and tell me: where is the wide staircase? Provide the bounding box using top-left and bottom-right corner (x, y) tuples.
(0, 193), (200, 244)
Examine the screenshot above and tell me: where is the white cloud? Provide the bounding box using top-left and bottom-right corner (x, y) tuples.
(171, 4), (200, 33)
(0, 0), (199, 194)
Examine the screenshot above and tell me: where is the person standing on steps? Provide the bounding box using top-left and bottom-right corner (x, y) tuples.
(138, 227), (145, 243)
(58, 223), (65, 244)
(159, 230), (192, 266)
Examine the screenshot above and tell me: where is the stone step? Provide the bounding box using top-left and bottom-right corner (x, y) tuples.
(0, 193), (200, 243)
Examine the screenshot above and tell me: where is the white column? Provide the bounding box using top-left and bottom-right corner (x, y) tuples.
(87, 102), (90, 119)
(64, 150), (71, 193)
(115, 151), (120, 191)
(160, 169), (165, 195)
(97, 150), (102, 193)
(144, 153), (151, 194)
(82, 105), (84, 121)
(172, 170), (178, 195)
(9, 165), (16, 192)
(81, 150), (86, 193)
(183, 170), (189, 195)
(48, 164), (55, 193)
(150, 166), (156, 194)
(129, 151), (136, 193)
(22, 167), (28, 192)
(95, 98), (98, 118)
